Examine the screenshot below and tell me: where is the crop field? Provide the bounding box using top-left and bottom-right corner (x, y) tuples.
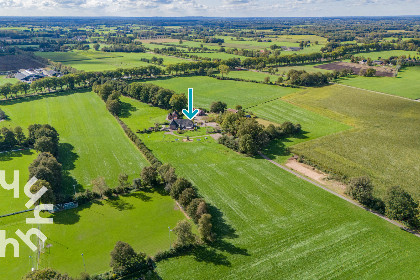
(283, 84), (420, 199)
(251, 98), (350, 162)
(129, 131), (420, 279)
(146, 76), (300, 109)
(119, 95), (168, 131)
(0, 90), (149, 194)
(35, 51), (188, 71)
(338, 66), (420, 99)
(0, 192), (185, 278)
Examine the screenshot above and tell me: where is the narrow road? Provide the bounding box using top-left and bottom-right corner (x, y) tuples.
(258, 152), (420, 238)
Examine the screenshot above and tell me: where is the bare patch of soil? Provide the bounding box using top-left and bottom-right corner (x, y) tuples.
(315, 62), (395, 77)
(285, 158), (346, 195)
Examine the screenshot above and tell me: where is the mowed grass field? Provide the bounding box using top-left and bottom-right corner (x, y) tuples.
(251, 98), (351, 162)
(0, 75), (18, 86)
(284, 84), (420, 199)
(131, 132), (420, 279)
(350, 50), (419, 60)
(338, 66), (420, 99)
(0, 90), (149, 194)
(119, 95), (168, 131)
(146, 76), (300, 109)
(0, 192), (185, 278)
(35, 51), (188, 72)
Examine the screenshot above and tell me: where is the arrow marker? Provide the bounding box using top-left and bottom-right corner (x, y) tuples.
(182, 88), (199, 120)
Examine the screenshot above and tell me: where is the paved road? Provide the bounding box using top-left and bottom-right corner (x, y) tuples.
(258, 152), (420, 238)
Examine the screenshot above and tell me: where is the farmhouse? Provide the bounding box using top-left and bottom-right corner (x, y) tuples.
(15, 69), (45, 83)
(169, 119), (194, 130)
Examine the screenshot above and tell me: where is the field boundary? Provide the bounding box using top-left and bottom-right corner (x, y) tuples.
(258, 152), (420, 238)
(335, 83), (420, 102)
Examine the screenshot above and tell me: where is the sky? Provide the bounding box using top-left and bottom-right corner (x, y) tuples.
(0, 0), (419, 17)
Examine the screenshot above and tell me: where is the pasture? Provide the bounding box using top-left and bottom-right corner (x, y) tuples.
(131, 132), (420, 279)
(145, 76), (300, 109)
(338, 66), (420, 99)
(350, 50), (419, 60)
(251, 98), (350, 162)
(0, 90), (149, 194)
(35, 51), (188, 72)
(0, 75), (18, 86)
(119, 95), (168, 131)
(0, 192), (185, 278)
(284, 84), (420, 199)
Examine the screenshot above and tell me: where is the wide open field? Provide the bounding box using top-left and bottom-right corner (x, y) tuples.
(0, 90), (149, 195)
(338, 66), (420, 99)
(0, 191), (185, 279)
(146, 76), (300, 109)
(0, 75), (18, 86)
(36, 51), (188, 72)
(284, 84), (420, 199)
(132, 131), (420, 279)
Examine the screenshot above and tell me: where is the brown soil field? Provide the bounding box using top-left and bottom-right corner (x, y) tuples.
(0, 54), (46, 71)
(314, 61), (395, 77)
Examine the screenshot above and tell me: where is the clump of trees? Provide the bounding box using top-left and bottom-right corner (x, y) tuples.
(126, 82), (187, 112)
(110, 241), (149, 276)
(217, 110), (301, 155)
(345, 176), (419, 228)
(360, 68), (376, 77)
(286, 69), (329, 87)
(102, 43), (146, 53)
(210, 101), (227, 113)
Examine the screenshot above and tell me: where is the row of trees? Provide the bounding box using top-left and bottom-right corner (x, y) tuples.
(217, 109), (301, 155)
(126, 82), (187, 111)
(345, 176), (419, 229)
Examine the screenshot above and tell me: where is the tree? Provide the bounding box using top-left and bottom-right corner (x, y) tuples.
(239, 134), (257, 155)
(29, 152), (62, 192)
(218, 64), (230, 78)
(198, 214), (214, 242)
(118, 173), (129, 189)
(14, 126), (26, 145)
(132, 178), (142, 189)
(186, 198), (205, 222)
(170, 177), (192, 200)
(93, 43), (100, 51)
(276, 76), (284, 84)
(385, 186), (418, 226)
(91, 177), (111, 198)
(210, 101), (227, 113)
(30, 179), (56, 204)
(169, 93), (187, 113)
(173, 220), (196, 247)
(34, 136), (57, 155)
(264, 76), (270, 84)
(345, 176), (374, 206)
(157, 164), (177, 186)
(1, 128), (17, 149)
(178, 188), (197, 207)
(196, 201), (208, 221)
(141, 166), (157, 187)
(106, 98), (121, 115)
(110, 241), (148, 276)
(23, 268), (73, 280)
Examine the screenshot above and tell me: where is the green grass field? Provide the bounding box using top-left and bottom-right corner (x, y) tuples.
(119, 95), (168, 131)
(0, 90), (149, 195)
(0, 75), (18, 86)
(0, 191), (185, 278)
(215, 70), (280, 82)
(251, 98), (351, 162)
(338, 66), (420, 99)
(186, 52), (243, 60)
(146, 76), (300, 109)
(35, 51), (188, 72)
(129, 131), (420, 279)
(350, 50), (419, 60)
(284, 84), (420, 199)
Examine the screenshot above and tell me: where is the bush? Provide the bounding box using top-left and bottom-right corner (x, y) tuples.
(345, 176), (374, 206)
(178, 188), (197, 208)
(170, 178), (192, 200)
(385, 186), (419, 227)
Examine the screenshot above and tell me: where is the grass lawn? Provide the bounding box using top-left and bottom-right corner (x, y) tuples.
(0, 90), (149, 194)
(146, 76), (300, 109)
(119, 95), (168, 131)
(0, 191), (185, 278)
(0, 75), (18, 86)
(132, 132), (420, 279)
(283, 84), (420, 199)
(186, 52), (243, 60)
(0, 150), (37, 215)
(35, 51), (188, 72)
(251, 98), (351, 162)
(351, 50), (419, 60)
(338, 66), (420, 99)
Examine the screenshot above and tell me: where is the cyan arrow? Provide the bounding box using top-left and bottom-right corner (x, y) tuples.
(182, 88), (199, 120)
